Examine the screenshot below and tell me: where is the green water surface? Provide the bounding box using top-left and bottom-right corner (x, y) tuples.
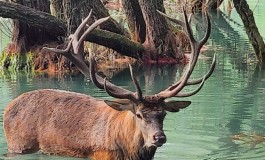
(1, 1), (265, 159)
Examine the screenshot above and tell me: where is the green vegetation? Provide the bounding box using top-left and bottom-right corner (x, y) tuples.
(0, 51), (35, 72)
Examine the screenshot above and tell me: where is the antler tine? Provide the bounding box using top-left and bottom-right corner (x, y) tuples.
(43, 10), (110, 80)
(198, 11), (211, 49)
(161, 12), (213, 90)
(182, 8), (196, 44)
(65, 10), (93, 55)
(43, 38), (73, 54)
(186, 53), (216, 85)
(89, 52), (104, 89)
(89, 52), (140, 103)
(72, 16), (110, 54)
(43, 10), (140, 103)
(43, 11), (91, 55)
(43, 10), (106, 79)
(157, 10), (185, 27)
(74, 10), (93, 39)
(158, 8), (197, 98)
(167, 53), (216, 89)
(103, 78), (139, 102)
(157, 9), (192, 35)
(129, 64), (143, 100)
(171, 12), (212, 87)
(77, 16), (110, 51)
(43, 10), (93, 55)
(157, 8), (213, 99)
(175, 75), (206, 97)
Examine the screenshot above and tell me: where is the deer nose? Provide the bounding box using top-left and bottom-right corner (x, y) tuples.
(153, 132), (167, 146)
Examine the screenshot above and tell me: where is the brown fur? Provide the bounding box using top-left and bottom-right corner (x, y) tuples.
(3, 89), (156, 160)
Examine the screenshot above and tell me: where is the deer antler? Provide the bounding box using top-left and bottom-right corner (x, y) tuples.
(157, 8), (215, 99)
(43, 10), (143, 103)
(89, 51), (142, 102)
(43, 10), (108, 78)
(44, 9), (214, 106)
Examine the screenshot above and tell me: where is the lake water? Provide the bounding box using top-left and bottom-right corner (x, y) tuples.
(1, 1), (265, 160)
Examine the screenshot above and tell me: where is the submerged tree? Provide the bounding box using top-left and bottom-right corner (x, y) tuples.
(0, 0), (210, 71)
(191, 0), (224, 12)
(232, 0), (265, 62)
(207, 0), (224, 9)
(191, 0), (265, 62)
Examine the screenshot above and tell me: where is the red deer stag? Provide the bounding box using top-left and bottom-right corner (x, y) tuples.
(3, 9), (215, 160)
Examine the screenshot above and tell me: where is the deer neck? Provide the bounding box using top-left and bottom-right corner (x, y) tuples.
(116, 111), (156, 160)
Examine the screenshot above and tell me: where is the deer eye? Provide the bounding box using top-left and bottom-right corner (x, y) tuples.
(136, 113), (142, 119)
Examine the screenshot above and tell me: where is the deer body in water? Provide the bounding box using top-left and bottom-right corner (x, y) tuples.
(3, 9), (215, 160)
(4, 89), (169, 159)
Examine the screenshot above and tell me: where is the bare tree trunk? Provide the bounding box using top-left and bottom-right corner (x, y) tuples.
(233, 0), (265, 62)
(192, 0), (224, 11)
(81, 0), (127, 35)
(138, 0), (181, 62)
(191, 0), (204, 12)
(9, 0), (56, 55)
(121, 0), (146, 43)
(50, 0), (63, 19)
(50, 0), (127, 36)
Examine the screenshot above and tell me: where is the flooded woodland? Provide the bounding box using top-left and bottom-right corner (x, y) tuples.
(1, 0), (265, 159)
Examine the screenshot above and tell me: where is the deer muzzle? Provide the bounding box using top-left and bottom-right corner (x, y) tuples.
(152, 132), (167, 147)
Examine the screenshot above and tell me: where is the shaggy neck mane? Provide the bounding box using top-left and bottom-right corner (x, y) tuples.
(111, 111), (157, 160)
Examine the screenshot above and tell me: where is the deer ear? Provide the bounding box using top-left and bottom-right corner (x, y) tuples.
(164, 101), (191, 112)
(104, 100), (134, 111)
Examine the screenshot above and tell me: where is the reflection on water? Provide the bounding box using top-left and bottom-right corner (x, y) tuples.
(1, 3), (265, 160)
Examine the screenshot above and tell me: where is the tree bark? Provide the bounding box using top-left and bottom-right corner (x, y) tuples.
(121, 0), (146, 43)
(50, 0), (63, 19)
(50, 0), (127, 36)
(80, 0), (127, 35)
(191, 0), (204, 12)
(0, 1), (66, 37)
(207, 0), (224, 10)
(233, 0), (265, 62)
(87, 29), (144, 59)
(138, 0), (180, 61)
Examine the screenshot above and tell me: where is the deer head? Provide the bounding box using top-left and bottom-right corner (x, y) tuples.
(44, 9), (215, 148)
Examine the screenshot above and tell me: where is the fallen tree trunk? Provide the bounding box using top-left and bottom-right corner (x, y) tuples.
(0, 1), (66, 37)
(0, 1), (143, 59)
(88, 29), (144, 59)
